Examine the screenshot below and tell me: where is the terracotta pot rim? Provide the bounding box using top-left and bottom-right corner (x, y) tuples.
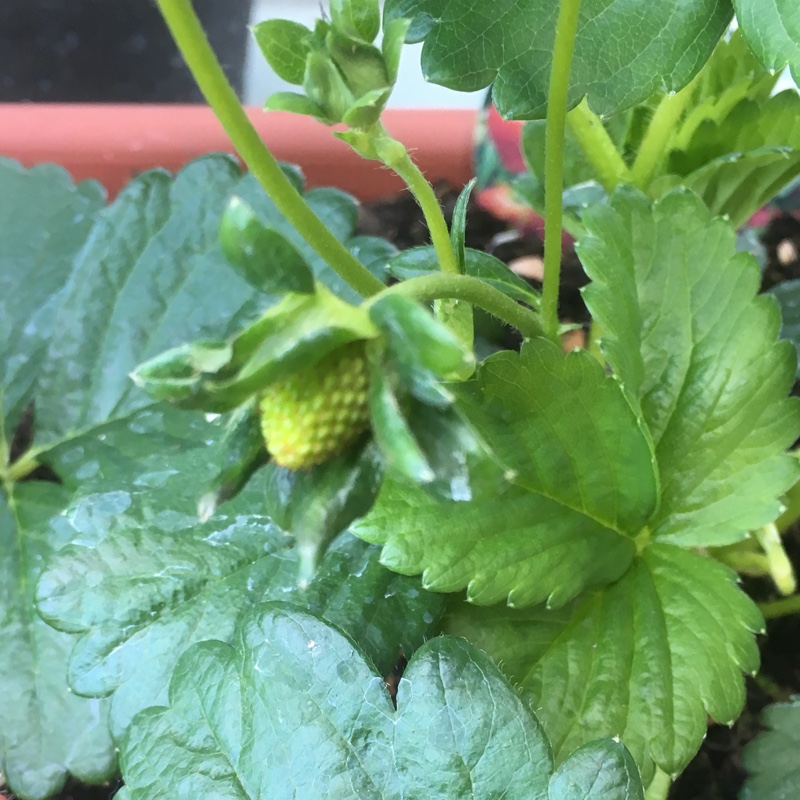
(0, 104), (478, 200)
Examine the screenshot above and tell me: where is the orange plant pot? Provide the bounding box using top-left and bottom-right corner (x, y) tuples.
(0, 104), (477, 200)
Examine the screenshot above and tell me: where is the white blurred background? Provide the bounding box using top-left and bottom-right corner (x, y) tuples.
(243, 0), (797, 109)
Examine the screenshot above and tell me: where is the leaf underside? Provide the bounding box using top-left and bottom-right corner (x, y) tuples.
(385, 0), (732, 119)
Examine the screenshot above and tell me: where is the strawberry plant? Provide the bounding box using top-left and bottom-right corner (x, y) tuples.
(3, 0), (800, 799)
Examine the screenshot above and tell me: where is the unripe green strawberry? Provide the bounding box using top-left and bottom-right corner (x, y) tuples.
(259, 342), (370, 470)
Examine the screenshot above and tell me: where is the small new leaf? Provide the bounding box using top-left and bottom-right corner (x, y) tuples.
(252, 19), (312, 85)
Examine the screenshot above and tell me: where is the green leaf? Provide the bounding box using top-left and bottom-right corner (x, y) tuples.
(385, 0), (732, 119)
(32, 157), (266, 446)
(580, 188), (800, 547)
(331, 0), (381, 42)
(118, 605), (644, 800)
(219, 197), (315, 295)
(734, 0), (800, 85)
(252, 19), (312, 85)
(656, 148), (800, 230)
(0, 159), (104, 448)
(771, 279), (800, 378)
(382, 17), (411, 83)
(388, 245), (541, 307)
(741, 698), (800, 800)
(36, 424), (443, 740)
(1, 483), (117, 800)
(549, 740), (644, 800)
(354, 339), (658, 607)
(0, 158), (391, 796)
(445, 543), (763, 784)
(657, 91), (800, 226)
(133, 286), (378, 412)
(369, 293), (475, 385)
(670, 30), (780, 155)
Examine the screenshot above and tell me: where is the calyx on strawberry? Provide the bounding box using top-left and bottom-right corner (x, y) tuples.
(259, 341), (370, 470)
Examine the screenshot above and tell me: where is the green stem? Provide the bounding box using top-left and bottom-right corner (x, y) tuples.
(372, 129), (460, 275)
(644, 767), (672, 800)
(374, 273), (546, 339)
(4, 451), (39, 484)
(566, 100), (630, 193)
(755, 523), (797, 596)
(155, 0), (385, 298)
(629, 74), (701, 191)
(541, 0), (583, 342)
(760, 593), (800, 620)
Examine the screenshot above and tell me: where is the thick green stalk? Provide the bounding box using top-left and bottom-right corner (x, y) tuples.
(372, 130), (460, 276)
(760, 593), (800, 620)
(155, 0), (385, 298)
(629, 74), (701, 191)
(567, 100), (630, 192)
(375, 273), (545, 340)
(755, 523), (797, 596)
(645, 768), (672, 800)
(541, 0), (583, 342)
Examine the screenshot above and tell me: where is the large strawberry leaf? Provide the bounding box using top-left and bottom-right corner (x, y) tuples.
(733, 0), (800, 85)
(117, 605), (644, 800)
(0, 482), (117, 800)
(354, 338), (658, 608)
(445, 544), (762, 785)
(37, 418), (444, 739)
(0, 161), (111, 800)
(384, 0), (732, 119)
(0, 159), (104, 451)
(0, 158), (390, 799)
(741, 698), (800, 800)
(580, 188), (800, 547)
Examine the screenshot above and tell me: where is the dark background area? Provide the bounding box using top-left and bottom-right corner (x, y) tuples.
(0, 0), (252, 102)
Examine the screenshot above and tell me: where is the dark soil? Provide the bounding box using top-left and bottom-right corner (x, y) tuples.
(12, 187), (800, 800)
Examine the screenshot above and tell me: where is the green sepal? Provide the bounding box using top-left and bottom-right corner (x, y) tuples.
(368, 355), (435, 486)
(132, 287), (378, 412)
(366, 345), (483, 500)
(389, 245), (540, 307)
(252, 19), (313, 85)
(263, 91), (331, 122)
(368, 293), (474, 387)
(219, 197), (315, 295)
(327, 29), (390, 97)
(450, 179), (476, 274)
(304, 51), (355, 124)
(382, 17), (411, 82)
(129, 340), (233, 408)
(264, 441), (383, 585)
(199, 401), (269, 522)
(343, 87), (393, 129)
(330, 0), (381, 42)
